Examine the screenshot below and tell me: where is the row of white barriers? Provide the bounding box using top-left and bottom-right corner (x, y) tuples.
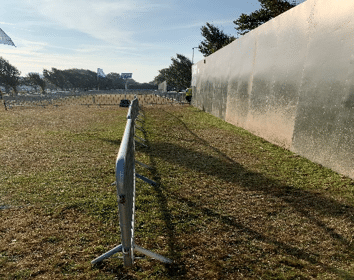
(91, 97), (172, 267)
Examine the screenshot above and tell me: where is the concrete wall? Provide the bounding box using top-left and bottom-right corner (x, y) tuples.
(192, 0), (354, 179)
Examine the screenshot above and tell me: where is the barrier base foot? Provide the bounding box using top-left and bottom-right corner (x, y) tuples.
(91, 244), (122, 264)
(91, 244), (172, 265)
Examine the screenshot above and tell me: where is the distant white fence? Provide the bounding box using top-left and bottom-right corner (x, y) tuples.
(1, 90), (187, 109)
(154, 91), (186, 103)
(91, 97), (172, 267)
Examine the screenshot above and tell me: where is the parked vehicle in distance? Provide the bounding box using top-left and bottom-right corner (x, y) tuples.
(119, 99), (131, 107)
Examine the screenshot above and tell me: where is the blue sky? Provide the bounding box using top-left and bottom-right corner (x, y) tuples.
(0, 0), (305, 83)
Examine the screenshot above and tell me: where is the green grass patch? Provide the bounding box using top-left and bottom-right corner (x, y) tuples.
(1, 104), (354, 279)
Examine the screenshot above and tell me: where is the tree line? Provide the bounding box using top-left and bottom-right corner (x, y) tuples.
(0, 1), (300, 95)
(0, 59), (157, 96)
(153, 0), (301, 89)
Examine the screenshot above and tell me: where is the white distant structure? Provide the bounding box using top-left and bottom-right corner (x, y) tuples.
(97, 68), (106, 78)
(0, 28), (15, 47)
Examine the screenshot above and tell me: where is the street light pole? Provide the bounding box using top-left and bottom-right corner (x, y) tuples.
(192, 47), (198, 64)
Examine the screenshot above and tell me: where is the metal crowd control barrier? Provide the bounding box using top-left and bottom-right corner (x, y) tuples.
(91, 97), (172, 267)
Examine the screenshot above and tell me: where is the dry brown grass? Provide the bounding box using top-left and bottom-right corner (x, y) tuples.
(136, 106), (354, 279)
(0, 105), (126, 279)
(1, 103), (354, 279)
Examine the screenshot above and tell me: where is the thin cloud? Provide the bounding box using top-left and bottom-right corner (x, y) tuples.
(0, 21), (16, 26)
(164, 19), (237, 31)
(26, 0), (167, 46)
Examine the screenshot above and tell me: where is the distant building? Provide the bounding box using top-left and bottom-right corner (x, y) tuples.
(158, 81), (167, 92)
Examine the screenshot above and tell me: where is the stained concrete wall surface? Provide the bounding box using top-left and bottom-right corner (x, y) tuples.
(192, 0), (354, 179)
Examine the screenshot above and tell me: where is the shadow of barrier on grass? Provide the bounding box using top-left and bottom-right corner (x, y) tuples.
(139, 108), (354, 278)
(134, 106), (187, 277)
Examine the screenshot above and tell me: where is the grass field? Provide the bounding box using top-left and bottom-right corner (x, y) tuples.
(1, 103), (354, 279)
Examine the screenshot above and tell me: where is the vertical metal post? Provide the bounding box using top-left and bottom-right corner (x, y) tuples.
(116, 117), (135, 267)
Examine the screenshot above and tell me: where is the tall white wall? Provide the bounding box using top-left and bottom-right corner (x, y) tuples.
(192, 0), (354, 179)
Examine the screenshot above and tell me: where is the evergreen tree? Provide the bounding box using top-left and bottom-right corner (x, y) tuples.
(154, 54), (192, 91)
(166, 54), (192, 90)
(27, 73), (46, 93)
(0, 57), (21, 95)
(234, 0), (298, 36)
(198, 22), (236, 57)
